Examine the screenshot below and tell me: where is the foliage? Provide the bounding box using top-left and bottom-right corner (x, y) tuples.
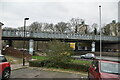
(91, 23), (98, 35)
(3, 27), (18, 31)
(29, 60), (42, 67)
(29, 22), (43, 32)
(55, 22), (69, 33)
(44, 23), (55, 32)
(45, 40), (73, 65)
(3, 18), (119, 36)
(32, 56), (47, 60)
(71, 59), (91, 65)
(102, 20), (120, 36)
(32, 56), (92, 65)
(29, 59), (91, 72)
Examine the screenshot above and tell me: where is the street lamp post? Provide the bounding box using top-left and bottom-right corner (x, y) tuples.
(23, 18), (29, 66)
(0, 22), (4, 55)
(99, 5), (102, 60)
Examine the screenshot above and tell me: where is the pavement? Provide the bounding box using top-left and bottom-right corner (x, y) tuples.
(11, 63), (29, 70)
(11, 63), (88, 78)
(11, 68), (87, 78)
(11, 63), (87, 75)
(11, 59), (38, 70)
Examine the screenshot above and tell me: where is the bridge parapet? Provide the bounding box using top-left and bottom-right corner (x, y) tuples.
(2, 30), (119, 41)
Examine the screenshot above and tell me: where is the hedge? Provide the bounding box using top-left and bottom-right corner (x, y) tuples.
(29, 60), (90, 72)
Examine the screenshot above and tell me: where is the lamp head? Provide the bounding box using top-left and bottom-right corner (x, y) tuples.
(24, 18), (29, 20)
(0, 22), (4, 26)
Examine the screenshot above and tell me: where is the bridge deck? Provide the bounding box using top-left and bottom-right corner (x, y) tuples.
(2, 30), (119, 42)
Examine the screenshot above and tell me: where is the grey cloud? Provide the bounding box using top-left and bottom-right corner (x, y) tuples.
(0, 1), (118, 28)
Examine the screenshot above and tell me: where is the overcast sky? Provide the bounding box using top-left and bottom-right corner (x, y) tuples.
(0, 0), (119, 28)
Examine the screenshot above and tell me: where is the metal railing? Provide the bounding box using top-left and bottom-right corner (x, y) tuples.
(2, 30), (119, 41)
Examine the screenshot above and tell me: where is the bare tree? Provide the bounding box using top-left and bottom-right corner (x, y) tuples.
(102, 20), (120, 36)
(91, 23), (98, 35)
(55, 22), (69, 33)
(70, 18), (83, 33)
(3, 27), (16, 30)
(69, 18), (89, 34)
(44, 23), (55, 32)
(29, 22), (42, 32)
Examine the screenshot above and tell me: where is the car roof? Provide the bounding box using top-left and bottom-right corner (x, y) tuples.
(87, 53), (93, 54)
(0, 55), (4, 57)
(86, 53), (94, 55)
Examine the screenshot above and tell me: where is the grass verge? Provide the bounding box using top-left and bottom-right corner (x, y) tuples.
(32, 56), (47, 60)
(32, 56), (91, 65)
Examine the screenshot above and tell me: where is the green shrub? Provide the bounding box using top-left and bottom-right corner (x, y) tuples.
(29, 60), (90, 72)
(64, 63), (89, 72)
(29, 60), (52, 67)
(45, 40), (73, 66)
(29, 60), (41, 67)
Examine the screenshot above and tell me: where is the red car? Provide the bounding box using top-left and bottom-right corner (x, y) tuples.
(0, 55), (11, 80)
(88, 59), (120, 80)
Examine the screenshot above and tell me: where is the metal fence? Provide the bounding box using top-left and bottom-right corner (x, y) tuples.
(2, 30), (119, 41)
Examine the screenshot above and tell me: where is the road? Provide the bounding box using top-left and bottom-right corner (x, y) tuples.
(96, 56), (119, 61)
(72, 55), (119, 61)
(10, 68), (88, 79)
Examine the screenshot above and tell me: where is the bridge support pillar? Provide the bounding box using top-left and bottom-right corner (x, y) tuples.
(91, 41), (95, 52)
(5, 40), (12, 47)
(29, 39), (34, 55)
(75, 42), (78, 51)
(9, 40), (13, 47)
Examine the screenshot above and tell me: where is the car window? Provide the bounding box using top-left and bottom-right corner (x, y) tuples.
(86, 53), (94, 56)
(91, 54), (94, 56)
(86, 53), (91, 56)
(101, 62), (120, 74)
(0, 56), (7, 62)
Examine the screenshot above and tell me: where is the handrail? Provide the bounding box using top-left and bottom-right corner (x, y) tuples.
(2, 30), (119, 41)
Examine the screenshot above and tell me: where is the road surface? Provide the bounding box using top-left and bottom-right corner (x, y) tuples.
(10, 68), (88, 80)
(72, 56), (119, 61)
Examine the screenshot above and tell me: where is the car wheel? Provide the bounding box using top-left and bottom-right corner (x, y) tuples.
(2, 69), (11, 80)
(81, 57), (84, 59)
(91, 57), (95, 60)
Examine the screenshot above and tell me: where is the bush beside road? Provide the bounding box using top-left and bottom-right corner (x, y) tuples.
(30, 56), (91, 73)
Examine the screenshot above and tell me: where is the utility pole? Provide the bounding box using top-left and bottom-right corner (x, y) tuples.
(23, 18), (29, 66)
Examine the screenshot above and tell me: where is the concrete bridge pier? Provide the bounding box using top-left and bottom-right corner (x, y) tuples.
(91, 41), (95, 52)
(29, 39), (34, 55)
(76, 41), (96, 52)
(4, 40), (13, 47)
(8, 40), (13, 47)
